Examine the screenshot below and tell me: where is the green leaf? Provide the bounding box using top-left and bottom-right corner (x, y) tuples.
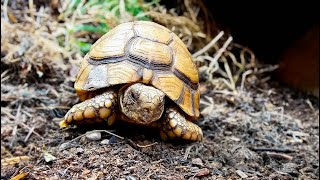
(74, 24), (107, 34)
(67, 0), (82, 11)
(77, 41), (92, 54)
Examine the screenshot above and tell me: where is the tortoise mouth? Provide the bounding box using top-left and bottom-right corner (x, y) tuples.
(119, 83), (165, 124)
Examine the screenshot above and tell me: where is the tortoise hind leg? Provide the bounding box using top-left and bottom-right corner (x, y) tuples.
(159, 107), (203, 142)
(59, 91), (117, 128)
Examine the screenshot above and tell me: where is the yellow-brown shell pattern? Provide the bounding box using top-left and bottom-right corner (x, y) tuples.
(75, 21), (200, 118)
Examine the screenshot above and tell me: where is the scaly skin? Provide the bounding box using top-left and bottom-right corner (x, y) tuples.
(158, 107), (203, 141)
(120, 83), (165, 124)
(59, 91), (117, 128)
(60, 83), (203, 142)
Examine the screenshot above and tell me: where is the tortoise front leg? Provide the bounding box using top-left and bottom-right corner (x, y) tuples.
(159, 107), (203, 142)
(59, 91), (117, 128)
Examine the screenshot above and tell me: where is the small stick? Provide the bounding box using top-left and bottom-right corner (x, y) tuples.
(136, 142), (158, 148)
(1, 109), (44, 140)
(206, 36), (233, 70)
(3, 0), (9, 22)
(183, 145), (194, 160)
(29, 0), (34, 20)
(251, 147), (296, 153)
(65, 130), (124, 144)
(151, 159), (164, 164)
(240, 69), (253, 92)
(126, 139), (139, 150)
(305, 99), (315, 112)
(24, 126), (35, 142)
(266, 152), (293, 161)
(34, 106), (71, 110)
(192, 31), (224, 58)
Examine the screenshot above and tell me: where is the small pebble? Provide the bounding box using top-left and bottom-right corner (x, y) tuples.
(86, 132), (101, 141)
(212, 168), (224, 175)
(100, 139), (110, 145)
(109, 136), (118, 144)
(126, 176), (136, 180)
(59, 142), (77, 151)
(194, 168), (210, 177)
(192, 158), (204, 166)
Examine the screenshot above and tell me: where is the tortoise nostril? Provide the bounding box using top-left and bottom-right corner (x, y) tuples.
(144, 107), (151, 112)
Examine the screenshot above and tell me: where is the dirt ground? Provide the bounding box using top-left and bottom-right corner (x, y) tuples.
(1, 1), (319, 179)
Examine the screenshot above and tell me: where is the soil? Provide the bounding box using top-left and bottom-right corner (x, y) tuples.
(1, 1), (319, 179)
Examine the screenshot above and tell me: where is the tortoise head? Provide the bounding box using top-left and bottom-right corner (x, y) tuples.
(120, 83), (165, 124)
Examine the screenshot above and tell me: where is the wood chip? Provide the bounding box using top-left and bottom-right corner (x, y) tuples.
(236, 169), (248, 179)
(194, 168), (210, 177)
(266, 152), (293, 161)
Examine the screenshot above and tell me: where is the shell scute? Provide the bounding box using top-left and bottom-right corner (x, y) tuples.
(75, 21), (200, 117)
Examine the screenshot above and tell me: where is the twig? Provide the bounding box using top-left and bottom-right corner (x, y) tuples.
(184, 0), (197, 22)
(151, 159), (164, 164)
(250, 147), (296, 153)
(250, 110), (299, 122)
(24, 126), (35, 142)
(207, 36), (233, 70)
(64, 130), (124, 145)
(29, 0), (35, 21)
(221, 55), (235, 90)
(126, 139), (139, 150)
(192, 31), (224, 58)
(2, 109), (44, 140)
(146, 11), (200, 32)
(266, 152), (293, 161)
(10, 103), (22, 147)
(204, 36), (234, 90)
(240, 70), (253, 92)
(305, 99), (315, 112)
(256, 64), (279, 74)
(1, 69), (10, 83)
(203, 144), (215, 154)
(183, 145), (194, 160)
(136, 142), (158, 148)
(34, 106), (71, 110)
(212, 90), (238, 96)
(2, 0), (9, 22)
(175, 166), (190, 169)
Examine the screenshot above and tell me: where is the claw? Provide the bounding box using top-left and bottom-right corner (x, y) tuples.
(160, 107), (203, 141)
(59, 91), (117, 128)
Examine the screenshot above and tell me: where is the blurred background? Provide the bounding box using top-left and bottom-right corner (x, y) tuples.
(201, 1), (319, 98)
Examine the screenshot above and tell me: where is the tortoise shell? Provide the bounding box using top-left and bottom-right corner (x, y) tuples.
(74, 21), (200, 117)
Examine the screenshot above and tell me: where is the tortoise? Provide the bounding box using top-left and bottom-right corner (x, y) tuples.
(59, 21), (203, 142)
